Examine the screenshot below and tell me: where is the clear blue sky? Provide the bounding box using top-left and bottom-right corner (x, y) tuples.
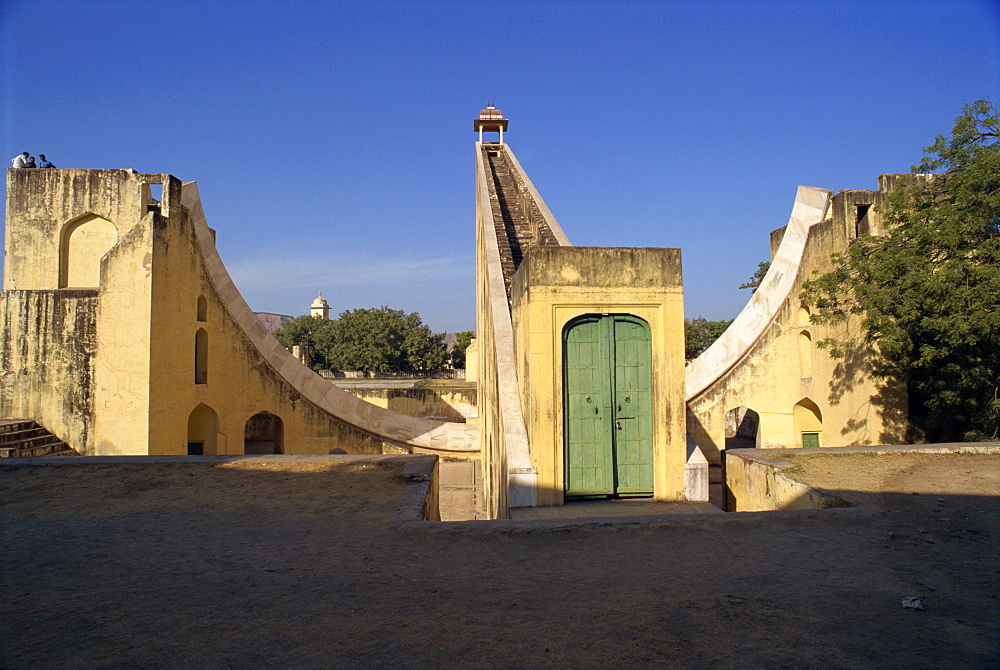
(3, 0), (997, 334)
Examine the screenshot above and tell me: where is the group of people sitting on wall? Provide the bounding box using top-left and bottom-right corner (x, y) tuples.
(10, 152), (55, 168)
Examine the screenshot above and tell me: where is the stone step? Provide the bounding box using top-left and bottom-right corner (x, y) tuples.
(0, 427), (51, 443)
(0, 420), (76, 458)
(0, 434), (64, 451)
(0, 420), (37, 435)
(0, 441), (72, 458)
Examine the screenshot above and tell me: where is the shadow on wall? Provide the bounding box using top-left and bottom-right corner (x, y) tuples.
(823, 340), (909, 444)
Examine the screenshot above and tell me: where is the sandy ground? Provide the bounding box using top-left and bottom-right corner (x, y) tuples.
(2, 454), (999, 668)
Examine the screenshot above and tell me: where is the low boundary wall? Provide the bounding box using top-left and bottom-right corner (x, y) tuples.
(726, 443), (1000, 512)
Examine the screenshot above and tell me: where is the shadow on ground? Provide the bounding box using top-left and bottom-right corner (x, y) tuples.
(1, 458), (997, 668)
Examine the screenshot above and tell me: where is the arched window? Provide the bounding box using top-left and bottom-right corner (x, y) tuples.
(196, 295), (207, 322)
(59, 214), (118, 288)
(187, 403), (219, 455)
(195, 328), (208, 384)
(244, 411), (284, 455)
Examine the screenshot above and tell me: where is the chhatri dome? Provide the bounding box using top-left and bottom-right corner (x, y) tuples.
(309, 292), (330, 320)
(474, 102), (508, 144)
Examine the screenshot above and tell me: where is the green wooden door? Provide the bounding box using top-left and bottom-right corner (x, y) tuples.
(564, 315), (653, 498)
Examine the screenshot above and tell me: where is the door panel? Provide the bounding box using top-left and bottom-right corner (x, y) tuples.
(564, 317), (613, 496)
(612, 316), (654, 495)
(564, 315), (653, 499)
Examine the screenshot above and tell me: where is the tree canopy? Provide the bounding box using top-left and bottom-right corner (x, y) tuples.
(273, 306), (451, 373)
(685, 317), (734, 361)
(739, 261), (771, 293)
(271, 315), (331, 370)
(801, 100), (1000, 441)
(450, 331), (475, 369)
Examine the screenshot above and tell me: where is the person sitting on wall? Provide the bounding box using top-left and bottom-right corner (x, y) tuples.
(11, 152), (30, 168)
(26, 156), (37, 168)
(38, 155), (56, 168)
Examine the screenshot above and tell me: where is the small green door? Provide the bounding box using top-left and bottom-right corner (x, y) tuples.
(564, 315), (653, 498)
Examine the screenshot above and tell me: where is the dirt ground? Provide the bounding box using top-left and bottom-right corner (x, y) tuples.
(2, 454), (998, 668)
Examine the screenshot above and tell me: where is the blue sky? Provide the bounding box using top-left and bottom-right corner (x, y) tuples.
(2, 0), (998, 334)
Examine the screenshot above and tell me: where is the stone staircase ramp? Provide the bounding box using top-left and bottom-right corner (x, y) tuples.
(0, 420), (77, 458)
(485, 149), (560, 300)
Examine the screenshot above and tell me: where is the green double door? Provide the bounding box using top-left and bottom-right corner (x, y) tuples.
(564, 315), (654, 498)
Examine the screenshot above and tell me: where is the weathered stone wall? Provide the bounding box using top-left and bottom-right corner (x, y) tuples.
(322, 370), (466, 380)
(0, 290), (97, 452)
(4, 169), (158, 291)
(725, 449), (851, 511)
(343, 388), (477, 423)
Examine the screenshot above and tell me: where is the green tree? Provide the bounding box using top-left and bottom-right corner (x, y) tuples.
(685, 317), (734, 361)
(319, 306), (449, 373)
(272, 315), (336, 370)
(451, 331), (475, 369)
(740, 261), (771, 293)
(801, 100), (1000, 441)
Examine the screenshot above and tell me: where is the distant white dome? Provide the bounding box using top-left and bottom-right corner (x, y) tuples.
(310, 292), (329, 309)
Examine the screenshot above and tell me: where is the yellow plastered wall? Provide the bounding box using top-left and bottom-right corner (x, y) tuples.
(511, 246), (687, 506)
(91, 212), (156, 454)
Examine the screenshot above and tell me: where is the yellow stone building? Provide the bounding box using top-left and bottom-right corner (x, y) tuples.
(685, 178), (909, 465)
(1, 169), (477, 459)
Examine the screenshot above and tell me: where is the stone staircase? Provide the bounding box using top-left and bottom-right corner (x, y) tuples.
(484, 149), (560, 301)
(0, 420), (77, 458)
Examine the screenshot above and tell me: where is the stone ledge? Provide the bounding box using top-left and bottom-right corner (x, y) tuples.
(404, 506), (881, 533)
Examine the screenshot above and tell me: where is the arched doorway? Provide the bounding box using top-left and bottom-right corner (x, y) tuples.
(793, 398), (823, 448)
(187, 403), (219, 455)
(725, 406), (759, 449)
(244, 411), (284, 455)
(563, 314), (653, 498)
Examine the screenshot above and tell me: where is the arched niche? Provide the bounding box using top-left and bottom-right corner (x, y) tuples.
(244, 411), (284, 455)
(187, 403), (219, 455)
(799, 330), (813, 378)
(798, 305), (812, 327)
(59, 213), (118, 288)
(793, 398), (823, 448)
(196, 295), (208, 322)
(195, 328), (208, 384)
